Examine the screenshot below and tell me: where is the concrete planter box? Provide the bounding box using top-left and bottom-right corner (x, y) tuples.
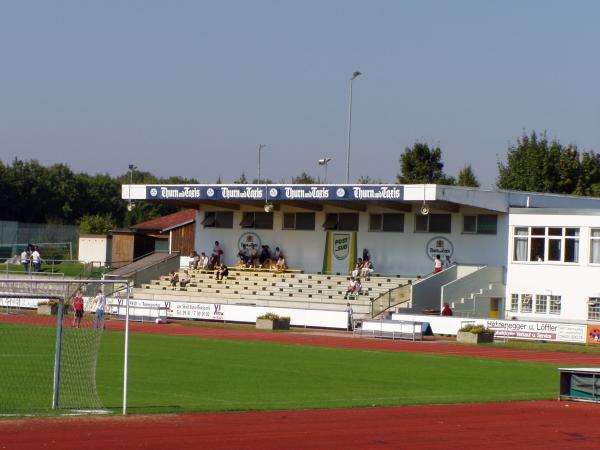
(457, 331), (495, 344)
(37, 304), (58, 315)
(256, 318), (291, 330)
(37, 304), (70, 316)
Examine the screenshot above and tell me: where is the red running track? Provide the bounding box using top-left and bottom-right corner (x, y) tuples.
(3, 314), (600, 365)
(2, 401), (600, 450)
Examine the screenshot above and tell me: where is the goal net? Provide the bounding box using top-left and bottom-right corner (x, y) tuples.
(0, 278), (128, 415)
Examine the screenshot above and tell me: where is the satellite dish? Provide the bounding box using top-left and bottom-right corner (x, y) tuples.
(420, 204), (429, 216)
(264, 203), (274, 213)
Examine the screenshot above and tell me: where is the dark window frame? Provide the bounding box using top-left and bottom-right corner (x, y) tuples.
(323, 213), (359, 231)
(369, 213), (404, 232)
(240, 212), (273, 229)
(415, 213), (451, 233)
(282, 212), (315, 231)
(202, 211), (233, 229)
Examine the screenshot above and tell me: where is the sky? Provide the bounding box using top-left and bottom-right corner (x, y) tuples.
(1, 0), (599, 187)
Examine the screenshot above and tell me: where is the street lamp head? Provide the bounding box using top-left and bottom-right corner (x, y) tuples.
(351, 71), (362, 80)
(318, 158), (332, 165)
(128, 164), (137, 171)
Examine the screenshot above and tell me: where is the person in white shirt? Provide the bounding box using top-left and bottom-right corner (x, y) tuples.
(199, 252), (209, 270)
(92, 289), (107, 331)
(346, 303), (354, 331)
(344, 277), (358, 299)
(21, 250), (30, 272)
(31, 248), (41, 272)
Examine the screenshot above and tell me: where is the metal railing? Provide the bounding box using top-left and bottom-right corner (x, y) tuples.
(370, 282), (413, 318)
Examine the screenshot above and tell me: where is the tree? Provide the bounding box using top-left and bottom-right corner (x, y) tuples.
(397, 142), (454, 184)
(291, 172), (317, 184)
(497, 131), (600, 196)
(234, 173), (248, 184)
(457, 165), (480, 187)
(357, 175), (385, 184)
(78, 213), (116, 234)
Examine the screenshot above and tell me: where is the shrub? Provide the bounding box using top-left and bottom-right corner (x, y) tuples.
(459, 324), (494, 335)
(257, 313), (290, 321)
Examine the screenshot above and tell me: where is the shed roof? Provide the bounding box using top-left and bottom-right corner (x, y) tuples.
(131, 208), (196, 233)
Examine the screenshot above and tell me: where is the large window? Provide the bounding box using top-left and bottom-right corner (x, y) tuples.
(535, 295), (547, 314)
(202, 211), (233, 229)
(415, 214), (451, 233)
(521, 294), (533, 313)
(590, 229), (600, 264)
(463, 214), (497, 234)
(283, 213), (315, 230)
(588, 298), (600, 321)
(323, 213), (359, 231)
(369, 214), (404, 232)
(240, 212), (273, 229)
(512, 226), (579, 263)
(549, 295), (561, 315)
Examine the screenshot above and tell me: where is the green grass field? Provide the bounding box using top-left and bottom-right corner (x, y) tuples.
(1, 323), (561, 415)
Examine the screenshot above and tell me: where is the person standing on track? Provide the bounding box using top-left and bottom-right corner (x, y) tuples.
(72, 291), (84, 328)
(92, 288), (107, 331)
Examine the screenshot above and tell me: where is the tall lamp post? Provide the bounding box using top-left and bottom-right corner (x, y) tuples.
(257, 144), (266, 184)
(318, 157), (332, 183)
(128, 164), (137, 212)
(345, 71), (362, 184)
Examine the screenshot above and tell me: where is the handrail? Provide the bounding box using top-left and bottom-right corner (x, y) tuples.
(370, 282), (413, 318)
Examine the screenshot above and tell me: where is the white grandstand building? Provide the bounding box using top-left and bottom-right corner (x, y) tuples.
(122, 183), (600, 325)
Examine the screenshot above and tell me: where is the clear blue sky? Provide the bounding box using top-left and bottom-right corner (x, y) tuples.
(1, 0), (599, 187)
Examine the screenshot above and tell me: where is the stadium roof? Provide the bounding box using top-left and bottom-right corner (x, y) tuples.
(122, 184), (600, 213)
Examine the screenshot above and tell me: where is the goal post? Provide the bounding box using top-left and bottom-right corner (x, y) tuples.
(0, 278), (131, 416)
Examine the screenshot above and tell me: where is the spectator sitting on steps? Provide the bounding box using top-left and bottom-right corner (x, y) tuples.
(189, 251), (200, 269)
(275, 254), (287, 272)
(169, 271), (179, 288)
(215, 264), (229, 281)
(199, 252), (209, 270)
(179, 270), (190, 288)
(344, 277), (357, 299)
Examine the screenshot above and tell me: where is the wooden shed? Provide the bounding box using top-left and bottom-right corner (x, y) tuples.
(109, 209), (197, 268)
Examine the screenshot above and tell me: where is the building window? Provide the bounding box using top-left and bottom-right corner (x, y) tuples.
(463, 215), (497, 234)
(323, 213), (359, 231)
(283, 213), (315, 230)
(510, 293), (519, 312)
(535, 295), (547, 314)
(512, 226), (580, 264)
(549, 295), (561, 315)
(588, 298), (600, 321)
(240, 212), (273, 229)
(415, 214), (451, 233)
(590, 229), (600, 264)
(202, 211), (233, 229)
(521, 294), (532, 313)
(369, 214), (404, 232)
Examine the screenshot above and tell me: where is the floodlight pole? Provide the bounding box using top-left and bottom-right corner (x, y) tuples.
(345, 71), (361, 184)
(128, 164), (137, 212)
(257, 144), (266, 184)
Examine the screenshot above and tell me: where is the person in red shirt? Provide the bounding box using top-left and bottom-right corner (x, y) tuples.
(72, 292), (85, 328)
(441, 303), (453, 317)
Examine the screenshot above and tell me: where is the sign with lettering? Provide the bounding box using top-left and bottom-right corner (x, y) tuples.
(483, 319), (587, 343)
(425, 236), (454, 261)
(333, 233), (350, 260)
(144, 185), (404, 202)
